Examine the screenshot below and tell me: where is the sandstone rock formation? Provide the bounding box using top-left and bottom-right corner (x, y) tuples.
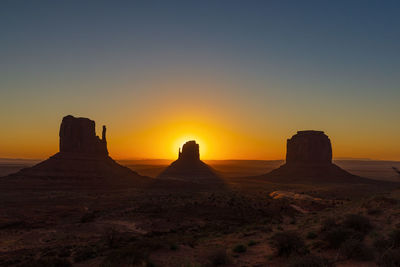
(286, 131), (332, 165)
(178, 140), (200, 161)
(269, 191), (330, 213)
(158, 140), (220, 183)
(59, 115), (108, 156)
(263, 130), (372, 183)
(12, 115), (146, 182)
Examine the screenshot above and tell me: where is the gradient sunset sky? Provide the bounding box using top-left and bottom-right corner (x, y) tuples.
(1, 1), (399, 160)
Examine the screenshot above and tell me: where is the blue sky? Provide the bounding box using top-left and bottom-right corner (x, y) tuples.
(1, 0), (399, 160)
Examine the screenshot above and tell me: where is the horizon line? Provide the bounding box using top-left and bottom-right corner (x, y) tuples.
(1, 157), (399, 162)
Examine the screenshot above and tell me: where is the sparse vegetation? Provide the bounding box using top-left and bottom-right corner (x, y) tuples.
(169, 243), (179, 250)
(377, 248), (400, 267)
(367, 207), (382, 215)
(320, 214), (372, 249)
(339, 238), (373, 261)
(104, 227), (119, 248)
(373, 236), (391, 253)
(322, 226), (355, 248)
(80, 211), (96, 223)
(247, 240), (257, 246)
(307, 231), (317, 239)
(74, 246), (98, 263)
(27, 257), (72, 267)
(270, 231), (307, 257)
(321, 217), (337, 232)
(207, 248), (231, 266)
(373, 229), (400, 255)
(232, 244), (247, 253)
(343, 214), (372, 234)
(388, 229), (400, 248)
(2, 159), (400, 267)
(100, 245), (151, 267)
(288, 254), (332, 267)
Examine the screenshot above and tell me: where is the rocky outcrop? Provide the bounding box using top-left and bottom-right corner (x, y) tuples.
(158, 140), (220, 183)
(269, 191), (329, 213)
(59, 115), (108, 156)
(286, 131), (332, 165)
(178, 140), (199, 161)
(262, 130), (373, 183)
(11, 115), (147, 182)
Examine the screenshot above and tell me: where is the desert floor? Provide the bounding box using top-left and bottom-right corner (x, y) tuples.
(0, 160), (399, 266)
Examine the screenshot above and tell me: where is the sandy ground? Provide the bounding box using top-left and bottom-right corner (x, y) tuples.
(0, 159), (399, 266)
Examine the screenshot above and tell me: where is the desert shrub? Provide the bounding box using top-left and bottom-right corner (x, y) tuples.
(322, 226), (356, 248)
(388, 229), (400, 248)
(101, 239), (161, 267)
(208, 248), (231, 266)
(288, 254), (332, 267)
(307, 231), (317, 239)
(270, 231), (307, 257)
(321, 214), (372, 249)
(372, 196), (398, 205)
(367, 207), (382, 216)
(100, 246), (147, 267)
(373, 236), (391, 253)
(232, 244), (247, 253)
(104, 227), (119, 248)
(169, 243), (179, 251)
(57, 247), (71, 258)
(321, 217), (337, 232)
(377, 249), (400, 267)
(28, 257), (71, 267)
(343, 214), (372, 234)
(247, 240), (257, 246)
(311, 240), (325, 249)
(74, 246), (98, 262)
(339, 239), (373, 261)
(80, 211), (96, 223)
(184, 263), (202, 267)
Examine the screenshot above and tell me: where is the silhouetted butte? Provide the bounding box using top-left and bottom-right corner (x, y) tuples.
(262, 131), (373, 183)
(10, 115), (146, 181)
(158, 141), (220, 183)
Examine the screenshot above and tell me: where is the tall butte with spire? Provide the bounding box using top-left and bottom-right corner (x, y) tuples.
(158, 140), (220, 183)
(11, 115), (146, 182)
(59, 115), (108, 157)
(262, 130), (374, 183)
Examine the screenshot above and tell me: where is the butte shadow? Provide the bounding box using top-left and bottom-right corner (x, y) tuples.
(6, 115), (149, 186)
(260, 131), (383, 184)
(156, 141), (224, 189)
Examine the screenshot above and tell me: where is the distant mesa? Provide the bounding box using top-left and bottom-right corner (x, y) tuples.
(262, 130), (374, 183)
(157, 140), (220, 183)
(11, 115), (146, 181)
(286, 131), (332, 165)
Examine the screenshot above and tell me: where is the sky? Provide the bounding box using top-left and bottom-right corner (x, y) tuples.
(1, 0), (399, 160)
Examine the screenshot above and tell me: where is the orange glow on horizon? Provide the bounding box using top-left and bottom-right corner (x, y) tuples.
(1, 76), (399, 161)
